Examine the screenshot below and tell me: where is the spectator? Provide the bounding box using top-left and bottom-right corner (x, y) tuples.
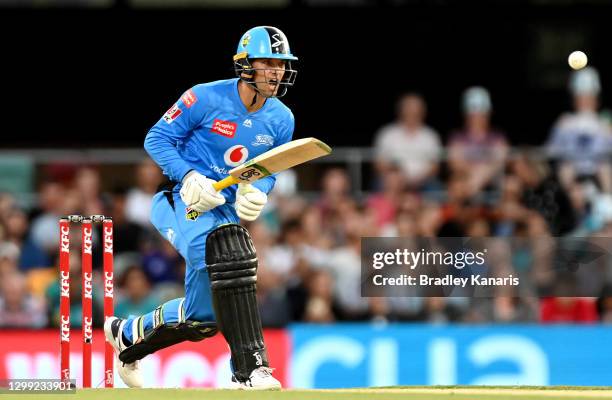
(303, 269), (338, 323)
(438, 174), (488, 236)
(547, 67), (612, 193)
(322, 224), (369, 320)
(108, 186), (146, 254)
(140, 238), (181, 285)
(2, 207), (50, 270)
(115, 266), (159, 319)
(263, 219), (322, 285)
(511, 150), (578, 235)
(125, 158), (163, 228)
(374, 93), (442, 188)
(448, 87), (509, 197)
(0, 272), (47, 328)
(257, 264), (291, 328)
(30, 181), (66, 255)
(315, 168), (356, 242)
(0, 242), (20, 278)
(366, 165), (404, 229)
(73, 167), (104, 216)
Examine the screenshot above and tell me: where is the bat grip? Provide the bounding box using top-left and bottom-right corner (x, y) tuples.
(213, 176), (241, 191)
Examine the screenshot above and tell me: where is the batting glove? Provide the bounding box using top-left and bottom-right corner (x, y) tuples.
(180, 171), (226, 213)
(235, 183), (267, 221)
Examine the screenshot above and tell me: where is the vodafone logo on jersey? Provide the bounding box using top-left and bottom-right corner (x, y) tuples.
(224, 145), (249, 167)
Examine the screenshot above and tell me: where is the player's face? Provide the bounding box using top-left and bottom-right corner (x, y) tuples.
(251, 58), (286, 97)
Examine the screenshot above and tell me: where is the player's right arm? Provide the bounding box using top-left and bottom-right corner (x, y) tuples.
(144, 87), (225, 212)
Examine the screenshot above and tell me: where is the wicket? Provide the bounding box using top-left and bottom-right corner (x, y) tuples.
(59, 215), (114, 388)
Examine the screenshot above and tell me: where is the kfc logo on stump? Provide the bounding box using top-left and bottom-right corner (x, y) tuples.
(104, 271), (114, 298)
(224, 145), (248, 167)
(60, 226), (70, 253)
(211, 119), (237, 138)
(60, 271), (70, 298)
(83, 228), (93, 255)
(104, 226), (113, 254)
(61, 316), (70, 342)
(84, 317), (93, 341)
(83, 272), (93, 299)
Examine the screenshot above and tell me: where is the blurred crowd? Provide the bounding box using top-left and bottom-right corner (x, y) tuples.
(1, 67), (612, 329)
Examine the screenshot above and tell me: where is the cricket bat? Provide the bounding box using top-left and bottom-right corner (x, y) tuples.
(212, 137), (332, 191)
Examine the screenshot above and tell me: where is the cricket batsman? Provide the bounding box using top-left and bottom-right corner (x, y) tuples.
(104, 26), (297, 389)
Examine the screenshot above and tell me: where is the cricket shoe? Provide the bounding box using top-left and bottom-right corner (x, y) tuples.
(230, 367), (282, 390)
(104, 316), (143, 388)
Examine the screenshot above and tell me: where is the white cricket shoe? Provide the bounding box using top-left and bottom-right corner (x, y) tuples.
(230, 367), (282, 390)
(104, 316), (143, 388)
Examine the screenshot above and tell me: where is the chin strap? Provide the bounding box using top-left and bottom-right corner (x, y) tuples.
(250, 92), (258, 107)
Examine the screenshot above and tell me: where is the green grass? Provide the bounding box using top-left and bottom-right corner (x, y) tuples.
(4, 387), (612, 400)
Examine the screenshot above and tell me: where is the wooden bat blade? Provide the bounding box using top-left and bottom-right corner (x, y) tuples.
(212, 137), (331, 190)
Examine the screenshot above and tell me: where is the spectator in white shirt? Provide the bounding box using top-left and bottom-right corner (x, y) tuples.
(547, 67), (612, 193)
(374, 93), (442, 189)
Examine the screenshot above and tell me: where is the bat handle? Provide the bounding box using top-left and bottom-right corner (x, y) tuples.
(213, 176), (241, 191)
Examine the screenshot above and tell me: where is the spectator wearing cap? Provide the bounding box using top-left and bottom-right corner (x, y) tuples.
(547, 67), (612, 194)
(448, 87), (509, 198)
(374, 93), (442, 189)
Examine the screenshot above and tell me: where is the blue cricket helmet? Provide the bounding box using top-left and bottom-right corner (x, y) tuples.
(235, 26), (298, 61)
(234, 26), (298, 98)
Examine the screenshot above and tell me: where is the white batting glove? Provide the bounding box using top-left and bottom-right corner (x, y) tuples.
(235, 183), (267, 221)
(180, 171), (226, 213)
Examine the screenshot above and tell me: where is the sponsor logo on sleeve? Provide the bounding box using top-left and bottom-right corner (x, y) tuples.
(181, 89), (197, 108)
(211, 119), (238, 138)
(163, 103), (182, 124)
